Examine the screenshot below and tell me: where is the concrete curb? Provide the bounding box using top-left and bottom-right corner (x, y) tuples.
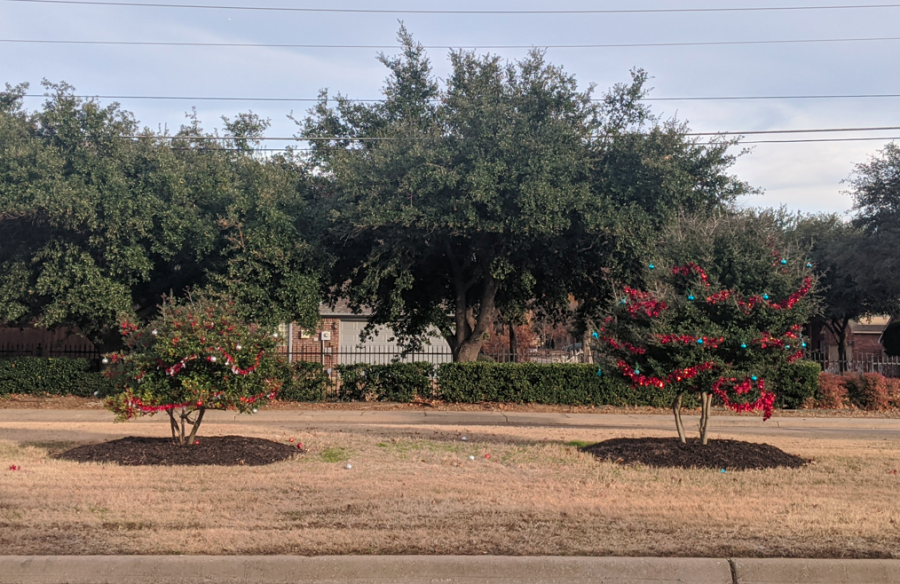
(2, 557), (899, 584)
(0, 556), (733, 584)
(732, 558), (900, 583)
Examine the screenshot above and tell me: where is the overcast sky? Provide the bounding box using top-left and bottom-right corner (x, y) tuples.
(3, 0), (899, 216)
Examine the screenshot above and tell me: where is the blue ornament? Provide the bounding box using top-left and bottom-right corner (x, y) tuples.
(688, 295), (695, 302)
(720, 469), (726, 473)
(786, 345), (791, 349)
(649, 264), (656, 270)
(597, 368), (603, 378)
(697, 338), (704, 345)
(751, 376), (758, 381)
(592, 331), (599, 339)
(741, 343), (747, 349)
(634, 369), (640, 375)
(780, 259), (787, 265)
(620, 298), (627, 305)
(802, 342), (807, 348)
(806, 263), (813, 268)
(763, 294), (770, 300)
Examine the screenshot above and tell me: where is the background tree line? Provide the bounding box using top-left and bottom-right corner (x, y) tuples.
(1, 30), (898, 360)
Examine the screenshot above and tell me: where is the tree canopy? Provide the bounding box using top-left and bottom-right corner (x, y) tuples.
(304, 29), (755, 361)
(0, 82), (323, 349)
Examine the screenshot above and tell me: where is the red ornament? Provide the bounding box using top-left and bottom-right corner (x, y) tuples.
(289, 438), (294, 443)
(8, 465), (20, 471)
(194, 440), (200, 445)
(485, 454), (491, 459)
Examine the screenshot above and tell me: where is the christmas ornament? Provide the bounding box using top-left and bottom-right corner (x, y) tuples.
(194, 440), (200, 445)
(649, 264), (656, 270)
(485, 454), (491, 459)
(592, 331), (599, 339)
(101, 357), (109, 365)
(696, 338), (704, 345)
(687, 294), (695, 301)
(596, 368), (603, 377)
(289, 438), (294, 443)
(469, 455), (475, 460)
(780, 259), (787, 265)
(741, 343), (747, 349)
(94, 391), (99, 397)
(236, 344), (242, 350)
(461, 436), (467, 441)
(297, 443), (303, 450)
(345, 463), (352, 470)
(252, 408), (258, 413)
(151, 329), (158, 336)
(802, 342), (807, 348)
(806, 263), (813, 268)
(8, 465), (20, 471)
(763, 294), (769, 300)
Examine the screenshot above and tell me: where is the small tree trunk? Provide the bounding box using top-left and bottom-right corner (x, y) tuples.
(581, 328), (593, 364)
(167, 410), (179, 444)
(672, 392), (686, 444)
(699, 392), (713, 446)
(186, 407), (206, 444)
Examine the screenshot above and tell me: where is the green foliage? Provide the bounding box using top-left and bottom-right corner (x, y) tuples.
(0, 82), (323, 350)
(596, 212), (816, 422)
(0, 357), (114, 397)
(771, 361), (821, 409)
(103, 296), (283, 433)
(436, 362), (691, 407)
(336, 362), (433, 403)
(276, 360), (329, 402)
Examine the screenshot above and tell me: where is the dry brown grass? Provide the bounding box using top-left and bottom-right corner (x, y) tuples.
(2, 416), (900, 558)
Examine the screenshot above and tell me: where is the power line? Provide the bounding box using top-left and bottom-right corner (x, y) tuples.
(6, 0), (900, 15)
(20, 93), (900, 103)
(121, 126), (900, 141)
(4, 36), (900, 50)
(167, 136), (900, 151)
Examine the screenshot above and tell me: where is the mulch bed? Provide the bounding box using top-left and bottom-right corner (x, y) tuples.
(581, 437), (808, 470)
(55, 435), (300, 466)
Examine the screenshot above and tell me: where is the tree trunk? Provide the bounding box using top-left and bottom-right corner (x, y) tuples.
(672, 392), (686, 444)
(581, 328), (593, 364)
(509, 320), (518, 363)
(827, 318), (851, 373)
(699, 392), (713, 446)
(449, 275), (500, 363)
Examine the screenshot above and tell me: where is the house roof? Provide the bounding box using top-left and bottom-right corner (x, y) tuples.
(319, 299), (373, 317)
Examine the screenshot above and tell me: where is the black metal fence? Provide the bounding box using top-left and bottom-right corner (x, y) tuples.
(279, 346), (588, 367)
(805, 351), (900, 378)
(0, 343), (100, 360)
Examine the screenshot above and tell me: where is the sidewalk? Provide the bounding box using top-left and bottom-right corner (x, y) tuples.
(2, 408), (899, 441)
(2, 556), (898, 584)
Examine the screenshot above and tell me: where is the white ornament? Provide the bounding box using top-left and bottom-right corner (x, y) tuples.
(252, 408), (258, 413)
(101, 357), (109, 365)
(272, 333), (279, 338)
(345, 463), (352, 470)
(468, 455), (475, 460)
(151, 329), (158, 336)
(210, 356), (217, 363)
(235, 344), (242, 350)
(93, 391), (99, 397)
(461, 436), (467, 441)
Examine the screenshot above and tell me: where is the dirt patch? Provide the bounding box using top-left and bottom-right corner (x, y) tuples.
(582, 437), (808, 470)
(55, 435), (300, 466)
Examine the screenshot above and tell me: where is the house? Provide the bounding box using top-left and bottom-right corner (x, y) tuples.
(810, 316), (892, 362)
(278, 300), (452, 367)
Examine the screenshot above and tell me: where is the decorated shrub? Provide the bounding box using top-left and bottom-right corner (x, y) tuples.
(594, 261), (813, 444)
(104, 296), (283, 445)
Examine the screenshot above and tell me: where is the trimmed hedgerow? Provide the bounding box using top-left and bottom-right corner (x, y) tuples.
(0, 357), (115, 397)
(276, 361), (330, 402)
(435, 362), (701, 408)
(336, 362), (434, 403)
(770, 360), (821, 409)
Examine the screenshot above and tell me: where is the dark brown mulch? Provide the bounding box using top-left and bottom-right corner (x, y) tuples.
(581, 437), (808, 470)
(55, 435), (299, 466)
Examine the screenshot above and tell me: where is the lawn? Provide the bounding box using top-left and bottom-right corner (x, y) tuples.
(1, 413), (899, 558)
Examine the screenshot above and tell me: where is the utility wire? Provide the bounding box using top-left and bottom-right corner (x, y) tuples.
(4, 36), (900, 50)
(20, 93), (900, 102)
(119, 126), (900, 140)
(6, 0), (900, 15)
(174, 136), (900, 151)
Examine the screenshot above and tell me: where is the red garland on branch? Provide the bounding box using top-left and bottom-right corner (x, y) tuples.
(711, 377), (776, 420)
(623, 287), (668, 318)
(672, 263), (711, 287)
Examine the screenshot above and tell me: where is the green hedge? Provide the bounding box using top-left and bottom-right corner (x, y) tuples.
(770, 360), (821, 409)
(276, 361), (330, 402)
(336, 362), (434, 403)
(0, 357), (115, 397)
(436, 362), (700, 408)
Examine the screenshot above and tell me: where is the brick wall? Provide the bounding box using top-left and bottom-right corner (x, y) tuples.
(278, 319), (341, 369)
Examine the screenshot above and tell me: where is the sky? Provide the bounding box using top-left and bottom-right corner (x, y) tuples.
(2, 0), (899, 216)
